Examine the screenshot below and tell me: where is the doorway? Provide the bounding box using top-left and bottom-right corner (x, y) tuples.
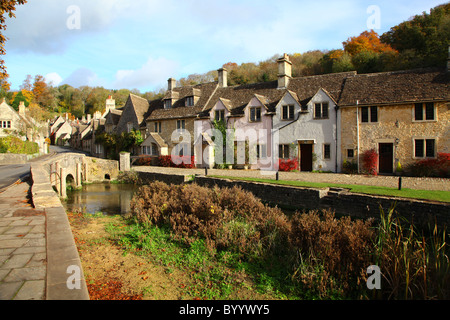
(378, 143), (393, 174)
(300, 144), (313, 172)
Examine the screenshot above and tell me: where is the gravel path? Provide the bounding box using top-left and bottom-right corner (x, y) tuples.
(133, 166), (450, 192)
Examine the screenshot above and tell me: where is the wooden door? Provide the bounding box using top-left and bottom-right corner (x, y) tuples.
(379, 143), (393, 174)
(300, 144), (313, 172)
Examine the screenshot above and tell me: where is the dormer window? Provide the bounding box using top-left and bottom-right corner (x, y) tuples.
(164, 99), (172, 109)
(215, 110), (225, 122)
(186, 96), (194, 107)
(282, 105), (295, 120)
(249, 107), (261, 122)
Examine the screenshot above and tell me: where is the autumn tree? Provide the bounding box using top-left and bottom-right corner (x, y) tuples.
(0, 1), (27, 85)
(10, 89), (33, 110)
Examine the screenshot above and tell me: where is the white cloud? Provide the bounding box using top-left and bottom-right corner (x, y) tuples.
(113, 57), (179, 90)
(45, 72), (63, 86)
(62, 68), (100, 88)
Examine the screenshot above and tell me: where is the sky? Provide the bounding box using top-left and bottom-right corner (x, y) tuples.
(3, 0), (448, 93)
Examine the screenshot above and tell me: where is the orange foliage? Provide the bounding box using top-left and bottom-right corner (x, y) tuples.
(343, 30), (397, 55)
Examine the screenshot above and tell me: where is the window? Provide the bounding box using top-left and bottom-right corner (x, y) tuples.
(347, 149), (354, 158)
(154, 122), (161, 133)
(186, 96), (194, 107)
(323, 144), (331, 160)
(414, 103), (435, 121)
(177, 119), (185, 131)
(1, 121), (11, 128)
(314, 102), (329, 119)
(95, 144), (103, 154)
(215, 110), (225, 122)
(282, 105), (295, 120)
(361, 106), (378, 123)
(249, 107), (261, 122)
(164, 99), (172, 109)
(127, 122), (133, 133)
(279, 145), (290, 159)
(256, 144), (267, 159)
(414, 139), (436, 158)
(151, 143), (158, 156)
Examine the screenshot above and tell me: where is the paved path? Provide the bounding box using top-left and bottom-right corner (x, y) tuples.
(134, 166), (450, 191)
(0, 179), (46, 300)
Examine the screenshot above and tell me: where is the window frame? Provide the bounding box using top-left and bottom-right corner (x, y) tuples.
(414, 102), (436, 122)
(281, 104), (295, 120)
(185, 96), (194, 107)
(215, 110), (225, 122)
(314, 102), (329, 120)
(323, 143), (331, 160)
(176, 119), (186, 131)
(279, 144), (290, 159)
(413, 138), (436, 159)
(249, 107), (262, 122)
(361, 106), (378, 123)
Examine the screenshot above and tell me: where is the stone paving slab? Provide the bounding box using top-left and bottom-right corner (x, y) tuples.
(0, 181), (47, 300)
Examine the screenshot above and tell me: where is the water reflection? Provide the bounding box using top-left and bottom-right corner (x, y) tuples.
(64, 183), (140, 215)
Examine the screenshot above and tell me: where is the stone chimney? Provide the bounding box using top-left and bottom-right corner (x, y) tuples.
(218, 68), (228, 88)
(277, 53), (292, 89)
(87, 114), (91, 123)
(168, 78), (177, 91)
(106, 95), (115, 113)
(18, 101), (26, 116)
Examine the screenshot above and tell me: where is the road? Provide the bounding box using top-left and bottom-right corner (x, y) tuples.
(0, 163), (31, 191)
(0, 146), (88, 192)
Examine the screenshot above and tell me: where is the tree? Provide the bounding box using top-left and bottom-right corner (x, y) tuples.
(380, 3), (450, 68)
(0, 1), (27, 83)
(343, 30), (398, 56)
(10, 89), (34, 110)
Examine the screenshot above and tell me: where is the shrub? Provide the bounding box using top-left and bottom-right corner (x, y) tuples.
(342, 160), (358, 174)
(289, 210), (374, 297)
(130, 182), (290, 257)
(362, 148), (378, 175)
(158, 155), (195, 168)
(0, 136), (39, 154)
(278, 158), (298, 172)
(406, 153), (450, 178)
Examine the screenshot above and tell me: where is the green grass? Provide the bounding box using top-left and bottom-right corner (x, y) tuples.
(106, 219), (282, 300)
(210, 175), (450, 203)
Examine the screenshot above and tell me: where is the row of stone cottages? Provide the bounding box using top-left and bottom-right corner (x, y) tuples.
(54, 53), (449, 174)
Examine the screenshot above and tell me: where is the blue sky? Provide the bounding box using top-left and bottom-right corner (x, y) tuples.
(3, 0), (447, 93)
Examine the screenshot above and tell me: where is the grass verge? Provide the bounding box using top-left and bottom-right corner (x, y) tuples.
(210, 175), (450, 203)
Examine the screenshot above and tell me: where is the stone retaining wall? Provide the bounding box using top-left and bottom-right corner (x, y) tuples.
(131, 170), (449, 227)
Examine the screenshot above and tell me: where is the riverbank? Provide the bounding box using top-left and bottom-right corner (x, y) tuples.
(68, 212), (277, 300)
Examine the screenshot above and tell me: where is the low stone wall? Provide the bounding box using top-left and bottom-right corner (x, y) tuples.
(30, 163), (90, 300)
(0, 153), (32, 164)
(134, 170), (191, 185)
(194, 176), (449, 227)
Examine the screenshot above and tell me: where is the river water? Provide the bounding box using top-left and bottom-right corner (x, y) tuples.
(63, 183), (141, 216)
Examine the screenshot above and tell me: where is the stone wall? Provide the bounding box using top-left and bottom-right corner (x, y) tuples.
(84, 157), (119, 182)
(194, 176), (449, 227)
(340, 102), (450, 173)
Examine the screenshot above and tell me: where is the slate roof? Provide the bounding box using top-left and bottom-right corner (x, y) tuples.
(339, 67), (450, 106)
(116, 94), (151, 133)
(146, 81), (218, 120)
(197, 71), (356, 118)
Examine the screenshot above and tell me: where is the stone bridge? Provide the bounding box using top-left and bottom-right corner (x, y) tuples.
(37, 153), (119, 198)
